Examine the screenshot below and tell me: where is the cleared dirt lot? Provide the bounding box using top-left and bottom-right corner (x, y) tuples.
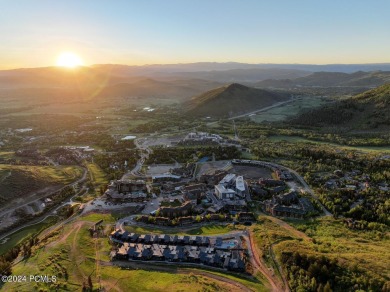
(146, 163), (182, 175)
(230, 165), (272, 179)
(196, 160), (231, 177)
(196, 161), (272, 180)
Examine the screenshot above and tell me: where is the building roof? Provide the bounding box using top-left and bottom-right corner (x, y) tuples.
(152, 174), (181, 180)
(215, 184), (236, 194)
(220, 173), (236, 185)
(272, 204), (306, 215)
(235, 176), (245, 192)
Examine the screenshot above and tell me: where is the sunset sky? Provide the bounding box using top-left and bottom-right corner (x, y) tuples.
(1, 0), (390, 69)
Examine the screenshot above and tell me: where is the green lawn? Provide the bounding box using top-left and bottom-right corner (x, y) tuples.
(124, 224), (235, 236)
(85, 162), (108, 198)
(85, 162), (107, 186)
(80, 213), (117, 224)
(185, 224), (235, 235)
(240, 150), (256, 159)
(250, 97), (329, 123)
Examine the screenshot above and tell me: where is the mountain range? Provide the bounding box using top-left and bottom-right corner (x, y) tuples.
(254, 71), (390, 88)
(1, 64), (390, 106)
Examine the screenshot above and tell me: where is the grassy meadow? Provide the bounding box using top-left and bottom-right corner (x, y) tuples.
(268, 135), (390, 153)
(123, 223), (235, 236)
(84, 162), (108, 199)
(250, 97), (329, 123)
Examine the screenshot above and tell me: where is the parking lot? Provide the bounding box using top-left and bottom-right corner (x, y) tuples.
(230, 165), (273, 180)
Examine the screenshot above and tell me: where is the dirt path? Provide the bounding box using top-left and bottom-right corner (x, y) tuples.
(180, 269), (252, 292)
(109, 260), (254, 292)
(264, 215), (311, 241)
(100, 279), (123, 292)
(247, 231), (287, 292)
(70, 222), (87, 280)
(46, 226), (70, 248)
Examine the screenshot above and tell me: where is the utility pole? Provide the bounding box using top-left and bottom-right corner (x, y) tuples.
(233, 120), (239, 140)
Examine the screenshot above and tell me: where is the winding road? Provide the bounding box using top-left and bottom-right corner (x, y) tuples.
(235, 160), (332, 216)
(0, 167), (88, 242)
(0, 166), (88, 219)
(122, 138), (152, 179)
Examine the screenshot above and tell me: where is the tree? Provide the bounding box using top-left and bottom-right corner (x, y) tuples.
(324, 281), (332, 292)
(310, 277), (317, 291)
(88, 275), (93, 290)
(0, 259), (12, 275)
(317, 283), (324, 292)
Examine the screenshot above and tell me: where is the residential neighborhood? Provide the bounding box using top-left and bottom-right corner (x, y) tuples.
(110, 230), (246, 272)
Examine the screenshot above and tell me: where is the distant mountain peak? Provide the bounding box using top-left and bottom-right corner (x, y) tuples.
(225, 83), (249, 91)
(185, 83), (287, 118)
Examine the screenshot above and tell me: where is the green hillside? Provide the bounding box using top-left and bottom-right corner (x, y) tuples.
(186, 83), (287, 118)
(0, 165), (83, 203)
(290, 83), (390, 130)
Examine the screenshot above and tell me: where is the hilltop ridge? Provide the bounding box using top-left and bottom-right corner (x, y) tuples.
(185, 83), (287, 118)
(290, 83), (390, 130)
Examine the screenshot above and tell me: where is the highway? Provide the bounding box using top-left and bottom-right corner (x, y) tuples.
(228, 98), (295, 120)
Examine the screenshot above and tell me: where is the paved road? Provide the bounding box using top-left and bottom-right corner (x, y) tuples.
(122, 138), (152, 179)
(0, 167), (88, 219)
(228, 98), (295, 120)
(0, 186), (88, 242)
(252, 160), (332, 216)
(285, 168), (332, 216)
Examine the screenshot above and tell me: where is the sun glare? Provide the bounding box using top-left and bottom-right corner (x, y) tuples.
(56, 52), (84, 68)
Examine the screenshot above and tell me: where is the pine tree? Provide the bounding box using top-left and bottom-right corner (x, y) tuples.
(88, 275), (93, 290)
(310, 277), (317, 291)
(317, 283), (324, 292)
(324, 281), (332, 292)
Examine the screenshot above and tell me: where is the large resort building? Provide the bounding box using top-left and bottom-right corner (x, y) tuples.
(183, 132), (223, 143)
(213, 173), (249, 212)
(105, 179), (148, 202)
(215, 174), (248, 200)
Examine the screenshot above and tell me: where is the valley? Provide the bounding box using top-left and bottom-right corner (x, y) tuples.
(0, 64), (389, 292)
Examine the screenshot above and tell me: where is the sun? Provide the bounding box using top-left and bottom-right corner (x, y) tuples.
(56, 52), (84, 68)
